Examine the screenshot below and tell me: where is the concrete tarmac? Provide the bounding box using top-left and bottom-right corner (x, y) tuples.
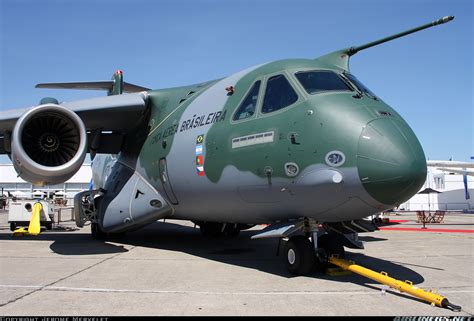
(0, 210), (473, 316)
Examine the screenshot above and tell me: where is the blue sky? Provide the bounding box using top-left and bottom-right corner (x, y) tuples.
(1, 0), (472, 162)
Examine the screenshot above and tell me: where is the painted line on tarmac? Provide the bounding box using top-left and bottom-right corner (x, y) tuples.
(0, 247), (134, 308)
(379, 227), (474, 233)
(1, 284), (473, 296)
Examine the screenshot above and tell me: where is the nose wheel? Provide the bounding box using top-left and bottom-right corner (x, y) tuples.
(284, 233), (345, 276)
(91, 222), (107, 240)
(285, 235), (316, 275)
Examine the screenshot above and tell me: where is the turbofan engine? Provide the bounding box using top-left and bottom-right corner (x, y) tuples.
(10, 104), (87, 186)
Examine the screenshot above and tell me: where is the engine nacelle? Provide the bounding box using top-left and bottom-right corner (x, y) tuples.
(11, 104), (87, 186)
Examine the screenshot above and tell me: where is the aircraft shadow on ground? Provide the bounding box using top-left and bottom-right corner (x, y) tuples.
(0, 231), (128, 255)
(65, 222), (425, 285)
(1, 220), (425, 289)
(358, 235), (388, 242)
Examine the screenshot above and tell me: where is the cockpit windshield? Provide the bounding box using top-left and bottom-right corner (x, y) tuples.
(295, 70), (352, 94)
(343, 73), (378, 100)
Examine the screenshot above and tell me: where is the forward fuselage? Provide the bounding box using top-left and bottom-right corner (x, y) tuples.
(93, 58), (426, 226)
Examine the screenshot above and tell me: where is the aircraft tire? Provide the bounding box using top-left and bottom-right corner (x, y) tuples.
(91, 222), (107, 240)
(10, 222), (16, 232)
(312, 233), (346, 272)
(223, 224), (240, 237)
(285, 235), (316, 276)
(200, 222), (224, 237)
(372, 217), (383, 224)
(320, 233), (345, 262)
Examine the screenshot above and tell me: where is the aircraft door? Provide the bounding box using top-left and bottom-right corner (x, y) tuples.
(159, 158), (179, 204)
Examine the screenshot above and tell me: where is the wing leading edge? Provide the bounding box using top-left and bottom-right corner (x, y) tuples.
(36, 81), (150, 94)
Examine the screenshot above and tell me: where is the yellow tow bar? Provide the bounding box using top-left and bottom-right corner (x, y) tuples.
(12, 202), (43, 236)
(329, 255), (461, 312)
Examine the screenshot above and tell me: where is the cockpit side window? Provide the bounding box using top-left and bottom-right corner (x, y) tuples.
(295, 70), (352, 94)
(262, 74), (298, 113)
(233, 80), (261, 121)
(343, 73), (378, 99)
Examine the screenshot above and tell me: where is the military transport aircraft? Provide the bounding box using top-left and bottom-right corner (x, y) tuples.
(0, 16), (454, 275)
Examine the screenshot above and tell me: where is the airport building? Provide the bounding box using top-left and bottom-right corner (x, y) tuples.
(0, 163), (92, 207)
(0, 162), (473, 212)
(400, 167), (474, 212)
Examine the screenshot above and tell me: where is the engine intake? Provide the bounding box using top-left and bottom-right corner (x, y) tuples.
(11, 104), (87, 186)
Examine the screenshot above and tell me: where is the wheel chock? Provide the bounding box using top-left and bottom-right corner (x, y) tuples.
(12, 227), (29, 237)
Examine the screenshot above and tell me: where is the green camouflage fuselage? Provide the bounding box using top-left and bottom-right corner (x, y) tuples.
(92, 58), (426, 228)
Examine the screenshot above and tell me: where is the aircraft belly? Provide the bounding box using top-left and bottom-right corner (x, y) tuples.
(162, 161), (298, 223)
(237, 185), (287, 204)
(166, 164), (382, 224)
(314, 197), (379, 222)
(289, 166), (382, 220)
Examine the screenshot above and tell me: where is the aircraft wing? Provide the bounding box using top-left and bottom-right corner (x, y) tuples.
(434, 168), (474, 177)
(36, 81), (150, 93)
(427, 160), (474, 168)
(427, 161), (474, 177)
(0, 92), (148, 155)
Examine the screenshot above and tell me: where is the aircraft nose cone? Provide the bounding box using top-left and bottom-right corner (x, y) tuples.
(357, 118), (426, 205)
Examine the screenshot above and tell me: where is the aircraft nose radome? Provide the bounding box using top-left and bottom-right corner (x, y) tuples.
(357, 118), (427, 206)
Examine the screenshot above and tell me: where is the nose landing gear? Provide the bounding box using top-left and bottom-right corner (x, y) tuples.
(284, 235), (316, 275)
(251, 217), (375, 275)
(284, 232), (345, 276)
(251, 217), (374, 276)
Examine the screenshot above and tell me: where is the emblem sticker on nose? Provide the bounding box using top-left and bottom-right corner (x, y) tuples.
(325, 151), (345, 167)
